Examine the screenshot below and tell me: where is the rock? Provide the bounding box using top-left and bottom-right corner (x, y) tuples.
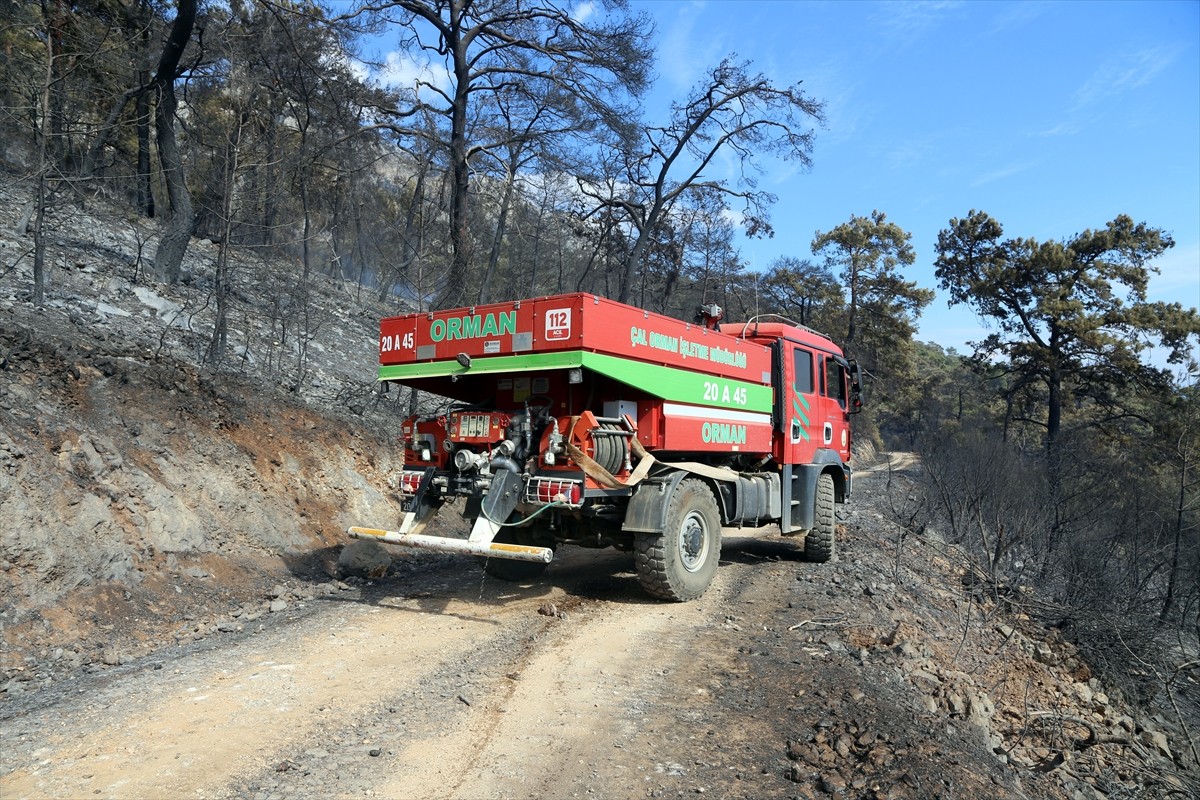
(834, 734), (852, 759)
(908, 669), (941, 692)
(337, 540), (391, 579)
(819, 771), (848, 795)
(102, 648), (121, 666)
(1033, 640), (1059, 666)
(1142, 730), (1172, 759)
(270, 584), (287, 598)
(967, 693), (995, 729)
(269, 599), (288, 613)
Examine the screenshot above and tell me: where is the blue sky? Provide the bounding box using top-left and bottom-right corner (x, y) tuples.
(634, 0), (1200, 355)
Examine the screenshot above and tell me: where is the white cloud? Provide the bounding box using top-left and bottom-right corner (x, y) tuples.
(572, 1), (596, 23)
(654, 1), (723, 97)
(721, 207), (745, 229)
(970, 161), (1035, 187)
(869, 1), (964, 46)
(378, 50), (452, 97)
(884, 134), (939, 171)
(1036, 119), (1084, 138)
(1148, 240), (1200, 306)
(1072, 46), (1181, 111)
(985, 1), (1049, 36)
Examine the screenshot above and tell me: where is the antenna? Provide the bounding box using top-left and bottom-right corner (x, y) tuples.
(754, 269), (760, 321)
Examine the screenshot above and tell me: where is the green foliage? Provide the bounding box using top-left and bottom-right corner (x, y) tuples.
(916, 209), (1199, 705)
(811, 210), (933, 348)
(934, 210), (1200, 454)
(807, 211), (934, 447)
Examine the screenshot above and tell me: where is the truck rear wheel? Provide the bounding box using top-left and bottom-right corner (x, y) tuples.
(805, 472), (836, 562)
(635, 478), (721, 601)
(483, 527), (552, 582)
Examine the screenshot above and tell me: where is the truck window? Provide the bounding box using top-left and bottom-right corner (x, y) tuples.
(825, 358), (847, 408)
(793, 349), (813, 393)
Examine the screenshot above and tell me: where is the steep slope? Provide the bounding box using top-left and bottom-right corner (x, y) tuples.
(0, 300), (407, 675)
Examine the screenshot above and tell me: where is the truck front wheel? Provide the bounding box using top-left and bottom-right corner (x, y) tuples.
(804, 472), (836, 562)
(635, 478), (722, 601)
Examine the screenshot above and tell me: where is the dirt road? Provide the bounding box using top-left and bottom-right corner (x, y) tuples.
(0, 464), (1116, 799)
(3, 538), (778, 799)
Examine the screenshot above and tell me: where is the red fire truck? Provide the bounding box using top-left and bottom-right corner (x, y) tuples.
(349, 293), (862, 600)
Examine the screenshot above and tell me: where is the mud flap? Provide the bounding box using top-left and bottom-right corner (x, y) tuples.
(468, 468), (524, 543)
(621, 470), (689, 534)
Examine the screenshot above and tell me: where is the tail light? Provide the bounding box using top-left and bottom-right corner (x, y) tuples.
(525, 477), (583, 507)
(398, 471), (425, 497)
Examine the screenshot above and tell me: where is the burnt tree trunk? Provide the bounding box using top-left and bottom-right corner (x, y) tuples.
(150, 0), (197, 283)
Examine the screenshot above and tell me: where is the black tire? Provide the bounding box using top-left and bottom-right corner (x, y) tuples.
(634, 478), (722, 601)
(805, 472), (836, 563)
(483, 527), (553, 582)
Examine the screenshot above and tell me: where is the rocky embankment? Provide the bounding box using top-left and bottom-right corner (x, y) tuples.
(0, 299), (409, 688)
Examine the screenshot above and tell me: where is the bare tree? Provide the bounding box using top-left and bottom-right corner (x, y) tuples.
(578, 57), (824, 305)
(759, 256), (842, 327)
(149, 0), (197, 283)
(1160, 382), (1200, 624)
(351, 0), (652, 309)
(474, 85), (580, 305)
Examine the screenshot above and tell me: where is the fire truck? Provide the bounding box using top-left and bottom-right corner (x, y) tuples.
(349, 293), (862, 601)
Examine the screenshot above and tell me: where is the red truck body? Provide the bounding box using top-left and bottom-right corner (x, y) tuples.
(351, 293), (862, 600)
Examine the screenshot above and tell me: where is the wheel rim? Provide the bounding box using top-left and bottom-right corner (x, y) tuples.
(678, 510), (710, 573)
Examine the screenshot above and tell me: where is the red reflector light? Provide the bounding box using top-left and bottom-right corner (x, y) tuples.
(399, 471), (424, 496)
(526, 478), (582, 506)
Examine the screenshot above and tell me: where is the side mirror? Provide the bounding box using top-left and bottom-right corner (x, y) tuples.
(849, 361), (864, 414)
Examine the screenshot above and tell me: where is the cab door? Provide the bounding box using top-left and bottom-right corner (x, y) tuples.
(819, 354), (852, 462)
(782, 342), (819, 466)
